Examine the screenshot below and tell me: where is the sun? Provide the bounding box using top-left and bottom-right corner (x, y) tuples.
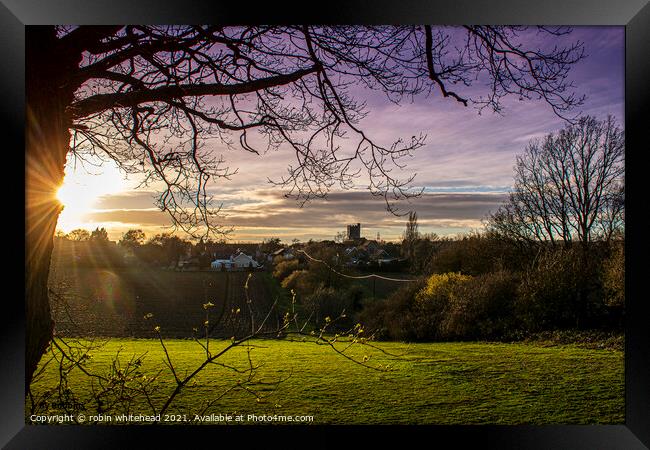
(56, 157), (129, 233)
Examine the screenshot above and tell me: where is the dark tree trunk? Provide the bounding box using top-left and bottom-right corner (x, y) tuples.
(25, 27), (79, 392)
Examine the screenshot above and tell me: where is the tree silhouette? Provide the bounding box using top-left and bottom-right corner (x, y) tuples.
(402, 211), (419, 262)
(487, 116), (624, 246)
(119, 228), (146, 249)
(66, 228), (90, 241)
(147, 233), (191, 266)
(89, 227), (110, 242)
(26, 25), (585, 390)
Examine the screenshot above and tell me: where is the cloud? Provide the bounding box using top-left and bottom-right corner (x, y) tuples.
(87, 189), (507, 241)
(95, 191), (159, 209)
(88, 209), (170, 226)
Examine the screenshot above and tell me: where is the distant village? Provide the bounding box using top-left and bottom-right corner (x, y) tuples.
(53, 223), (408, 272)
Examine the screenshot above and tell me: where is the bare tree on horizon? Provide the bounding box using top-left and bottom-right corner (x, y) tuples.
(487, 115), (625, 247)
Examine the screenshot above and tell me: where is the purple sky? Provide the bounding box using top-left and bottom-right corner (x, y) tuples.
(58, 26), (625, 243)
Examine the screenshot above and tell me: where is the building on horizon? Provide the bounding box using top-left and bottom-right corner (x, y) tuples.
(346, 223), (361, 240)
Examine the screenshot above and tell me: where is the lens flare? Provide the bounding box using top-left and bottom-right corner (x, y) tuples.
(56, 158), (129, 232)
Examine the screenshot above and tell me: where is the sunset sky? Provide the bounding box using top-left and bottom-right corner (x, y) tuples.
(56, 26), (624, 243)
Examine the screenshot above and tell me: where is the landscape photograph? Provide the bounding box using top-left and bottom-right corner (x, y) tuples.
(25, 25), (625, 425)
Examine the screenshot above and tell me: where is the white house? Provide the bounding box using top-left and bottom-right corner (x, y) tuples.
(211, 252), (259, 270)
(231, 252), (260, 269)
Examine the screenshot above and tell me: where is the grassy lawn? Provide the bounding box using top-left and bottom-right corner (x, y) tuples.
(27, 338), (624, 425)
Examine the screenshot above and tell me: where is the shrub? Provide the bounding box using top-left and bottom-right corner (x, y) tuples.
(515, 247), (606, 330)
(429, 232), (532, 276)
(280, 270), (319, 297)
(358, 278), (426, 341)
(346, 285), (365, 312)
(273, 259), (300, 281)
(360, 241), (621, 340)
(417, 272), (472, 300)
(428, 234), (492, 275)
(360, 271), (520, 341)
(359, 273), (474, 341)
(440, 271), (520, 339)
(302, 286), (357, 328)
(402, 272), (472, 340)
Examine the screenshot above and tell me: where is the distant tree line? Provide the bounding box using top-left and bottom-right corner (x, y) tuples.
(54, 228), (286, 270)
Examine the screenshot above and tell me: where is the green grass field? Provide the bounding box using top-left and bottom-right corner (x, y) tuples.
(27, 338), (624, 425)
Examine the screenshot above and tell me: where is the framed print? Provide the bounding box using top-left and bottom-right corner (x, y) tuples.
(4, 0), (649, 447)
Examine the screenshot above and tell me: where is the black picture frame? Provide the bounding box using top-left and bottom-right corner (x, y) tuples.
(4, 1), (648, 448)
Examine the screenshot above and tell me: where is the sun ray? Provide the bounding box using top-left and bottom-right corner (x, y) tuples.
(56, 156), (131, 233)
